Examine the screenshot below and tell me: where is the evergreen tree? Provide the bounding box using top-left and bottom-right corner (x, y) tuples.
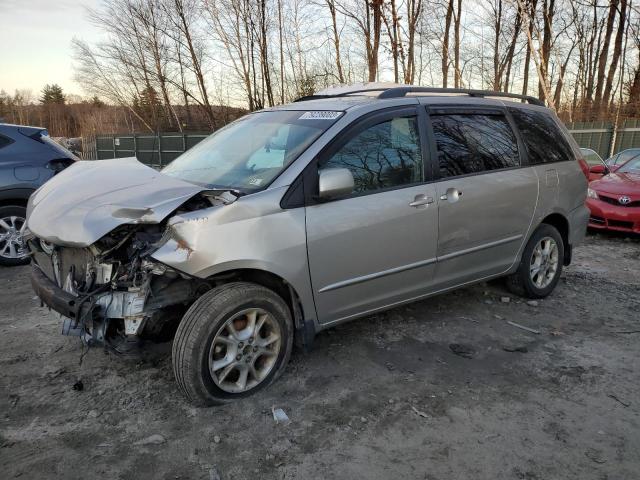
(40, 84), (66, 105)
(133, 87), (162, 130)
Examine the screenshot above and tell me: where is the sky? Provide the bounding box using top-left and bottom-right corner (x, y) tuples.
(0, 0), (103, 98)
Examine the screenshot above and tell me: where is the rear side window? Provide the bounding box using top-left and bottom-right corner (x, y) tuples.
(40, 135), (78, 161)
(0, 134), (12, 149)
(509, 108), (574, 164)
(431, 113), (520, 178)
(323, 116), (422, 193)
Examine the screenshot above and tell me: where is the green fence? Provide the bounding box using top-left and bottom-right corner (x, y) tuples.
(567, 120), (640, 159)
(95, 132), (210, 167)
(93, 121), (640, 166)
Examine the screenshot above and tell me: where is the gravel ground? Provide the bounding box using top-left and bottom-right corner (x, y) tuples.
(1, 232), (639, 480)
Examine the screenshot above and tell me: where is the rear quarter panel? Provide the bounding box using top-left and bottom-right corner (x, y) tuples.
(0, 130), (58, 192)
(530, 159), (588, 248)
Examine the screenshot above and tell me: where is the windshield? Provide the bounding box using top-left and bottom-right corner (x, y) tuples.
(618, 157), (640, 174)
(162, 110), (342, 192)
(607, 149), (640, 166)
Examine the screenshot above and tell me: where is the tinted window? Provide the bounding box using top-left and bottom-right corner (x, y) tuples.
(323, 116), (422, 193)
(40, 135), (78, 160)
(0, 135), (12, 149)
(431, 113), (519, 178)
(509, 108), (574, 164)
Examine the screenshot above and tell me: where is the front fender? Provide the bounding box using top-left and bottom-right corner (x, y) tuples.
(151, 187), (317, 323)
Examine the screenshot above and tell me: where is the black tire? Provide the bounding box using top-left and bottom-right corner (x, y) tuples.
(172, 282), (293, 406)
(506, 224), (564, 299)
(0, 205), (30, 267)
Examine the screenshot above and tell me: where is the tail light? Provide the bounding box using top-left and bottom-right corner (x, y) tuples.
(577, 157), (590, 180)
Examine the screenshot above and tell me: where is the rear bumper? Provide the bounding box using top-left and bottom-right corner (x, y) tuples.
(585, 198), (640, 233)
(568, 204), (590, 246)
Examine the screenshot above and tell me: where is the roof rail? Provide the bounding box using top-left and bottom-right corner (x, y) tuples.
(378, 86), (544, 106)
(294, 87), (391, 103)
(294, 85), (544, 106)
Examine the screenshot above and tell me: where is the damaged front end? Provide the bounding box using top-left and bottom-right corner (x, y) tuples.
(27, 187), (238, 352)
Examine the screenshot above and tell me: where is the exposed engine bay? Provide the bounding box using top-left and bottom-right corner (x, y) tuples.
(27, 190), (238, 352)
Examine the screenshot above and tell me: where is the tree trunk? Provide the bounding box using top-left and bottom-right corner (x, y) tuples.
(521, 0), (537, 97)
(493, 0), (503, 90)
(326, 0), (345, 83)
(538, 0), (555, 102)
(594, 0), (620, 110)
(442, 0), (454, 87)
(602, 0), (627, 108)
(453, 0), (462, 87)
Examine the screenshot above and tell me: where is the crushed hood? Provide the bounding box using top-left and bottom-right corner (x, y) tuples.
(27, 157), (205, 247)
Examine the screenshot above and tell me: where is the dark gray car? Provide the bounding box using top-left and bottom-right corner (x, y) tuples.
(0, 124), (77, 265)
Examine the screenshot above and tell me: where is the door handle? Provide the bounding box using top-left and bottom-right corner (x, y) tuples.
(409, 194), (434, 208)
(439, 187), (463, 203)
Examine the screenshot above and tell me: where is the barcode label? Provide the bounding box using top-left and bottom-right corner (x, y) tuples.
(299, 111), (343, 120)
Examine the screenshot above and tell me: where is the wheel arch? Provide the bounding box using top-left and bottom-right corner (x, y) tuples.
(0, 198), (28, 208)
(204, 267), (315, 349)
(0, 188), (34, 208)
(540, 212), (571, 265)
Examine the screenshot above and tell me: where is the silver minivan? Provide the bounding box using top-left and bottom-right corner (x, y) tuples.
(27, 85), (589, 405)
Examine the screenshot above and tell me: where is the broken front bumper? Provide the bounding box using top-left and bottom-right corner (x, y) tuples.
(30, 264), (148, 344)
(31, 265), (93, 321)
(31, 264), (106, 342)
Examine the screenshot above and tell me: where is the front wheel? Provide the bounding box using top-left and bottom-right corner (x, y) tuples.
(506, 224), (564, 299)
(172, 282), (293, 406)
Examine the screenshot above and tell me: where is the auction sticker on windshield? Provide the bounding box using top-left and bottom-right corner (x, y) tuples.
(299, 111), (343, 120)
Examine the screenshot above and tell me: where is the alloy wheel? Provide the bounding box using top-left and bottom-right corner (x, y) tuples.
(529, 236), (559, 289)
(209, 308), (282, 393)
(0, 215), (28, 260)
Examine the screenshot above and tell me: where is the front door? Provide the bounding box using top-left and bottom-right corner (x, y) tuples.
(305, 108), (439, 324)
(428, 109), (538, 288)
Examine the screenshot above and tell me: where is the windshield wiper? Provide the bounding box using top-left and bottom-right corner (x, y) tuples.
(204, 185), (246, 197)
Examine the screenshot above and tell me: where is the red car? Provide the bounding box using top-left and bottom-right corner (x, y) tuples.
(587, 156), (640, 233)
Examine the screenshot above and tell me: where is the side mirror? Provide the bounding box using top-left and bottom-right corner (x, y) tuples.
(589, 164), (607, 174)
(318, 168), (354, 199)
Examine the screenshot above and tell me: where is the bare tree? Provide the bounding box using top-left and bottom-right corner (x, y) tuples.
(323, 0), (347, 83)
(337, 0), (383, 82)
(162, 0), (217, 128)
(443, 0), (454, 87)
(70, 0), (640, 128)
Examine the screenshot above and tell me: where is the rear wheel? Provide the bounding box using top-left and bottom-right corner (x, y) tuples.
(506, 224), (564, 299)
(0, 205), (30, 267)
(172, 282), (293, 406)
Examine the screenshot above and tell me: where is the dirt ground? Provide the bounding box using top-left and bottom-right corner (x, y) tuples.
(1, 231), (639, 480)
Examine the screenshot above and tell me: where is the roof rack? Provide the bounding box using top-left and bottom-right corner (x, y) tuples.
(378, 86), (544, 106)
(294, 85), (544, 106)
(294, 88), (391, 103)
